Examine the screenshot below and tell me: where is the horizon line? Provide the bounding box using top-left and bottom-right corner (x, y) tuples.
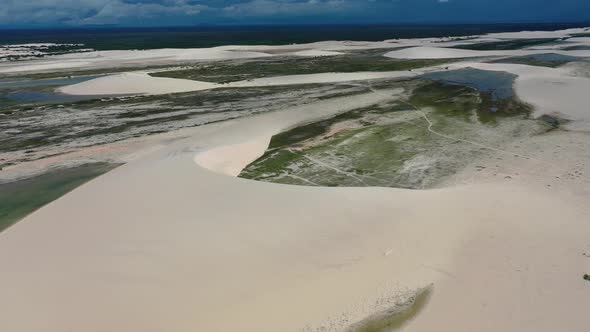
(1, 21), (590, 31)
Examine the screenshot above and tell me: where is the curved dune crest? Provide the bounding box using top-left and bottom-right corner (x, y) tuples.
(194, 137), (271, 177)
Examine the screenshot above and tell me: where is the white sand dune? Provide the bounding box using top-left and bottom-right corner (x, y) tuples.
(291, 49), (344, 57)
(52, 28), (590, 97)
(58, 55), (590, 104)
(0, 47), (272, 74)
(1, 83), (590, 331)
(59, 62), (465, 96)
(0, 26), (587, 75)
(0, 60), (94, 73)
(0, 44), (353, 75)
(194, 136), (271, 176)
(58, 71), (416, 96)
(3, 27), (587, 75)
(57, 72), (217, 95)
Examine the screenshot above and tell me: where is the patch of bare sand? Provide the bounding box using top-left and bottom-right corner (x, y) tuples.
(58, 72), (218, 96)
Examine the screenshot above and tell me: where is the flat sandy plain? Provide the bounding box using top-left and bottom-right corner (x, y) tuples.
(1, 28), (590, 331)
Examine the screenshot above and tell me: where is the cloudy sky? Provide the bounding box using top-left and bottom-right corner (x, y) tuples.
(1, 0), (589, 27)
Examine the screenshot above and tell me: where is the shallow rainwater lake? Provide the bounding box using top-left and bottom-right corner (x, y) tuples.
(0, 75), (99, 90)
(0, 75), (115, 104)
(0, 163), (120, 232)
(3, 90), (96, 104)
(493, 52), (584, 67)
(421, 68), (516, 100)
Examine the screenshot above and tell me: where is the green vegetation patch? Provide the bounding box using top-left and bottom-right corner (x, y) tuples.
(562, 45), (590, 51)
(410, 81), (531, 124)
(0, 65), (174, 80)
(418, 68), (532, 124)
(492, 53), (581, 68)
(239, 99), (433, 188)
(240, 77), (540, 189)
(0, 163), (120, 232)
(268, 106), (370, 149)
(452, 38), (560, 50)
(150, 55), (451, 83)
(409, 82), (479, 121)
(570, 32), (590, 38)
(348, 287), (432, 332)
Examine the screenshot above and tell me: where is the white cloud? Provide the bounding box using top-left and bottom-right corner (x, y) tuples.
(221, 0), (352, 17)
(0, 0), (209, 25)
(82, 1), (207, 24)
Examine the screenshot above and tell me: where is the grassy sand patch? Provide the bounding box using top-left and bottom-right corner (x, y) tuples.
(151, 56), (450, 83)
(492, 53), (581, 68)
(452, 38), (559, 50)
(347, 286), (432, 332)
(240, 75), (539, 189)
